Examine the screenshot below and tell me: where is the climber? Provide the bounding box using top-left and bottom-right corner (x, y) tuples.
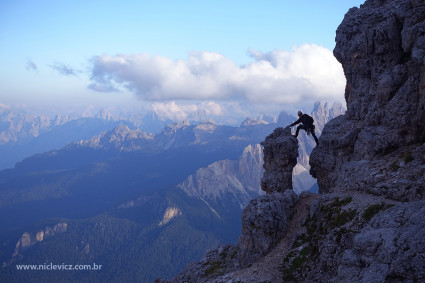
(289, 111), (319, 145)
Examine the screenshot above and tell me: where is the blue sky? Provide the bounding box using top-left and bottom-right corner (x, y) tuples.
(0, 0), (364, 117)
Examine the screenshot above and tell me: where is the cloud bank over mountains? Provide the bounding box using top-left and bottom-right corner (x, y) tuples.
(88, 44), (345, 108)
(16, 45), (346, 124)
(149, 101), (223, 121)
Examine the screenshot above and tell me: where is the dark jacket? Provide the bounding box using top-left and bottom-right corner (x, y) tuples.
(290, 114), (314, 128)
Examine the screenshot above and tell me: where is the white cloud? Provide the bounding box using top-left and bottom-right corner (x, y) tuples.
(89, 44), (345, 106)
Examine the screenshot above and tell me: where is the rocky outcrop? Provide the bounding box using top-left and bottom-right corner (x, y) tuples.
(338, 200), (425, 282)
(162, 244), (240, 283)
(159, 207), (182, 226)
(12, 223), (67, 258)
(238, 190), (297, 268)
(236, 128), (298, 267)
(310, 0), (425, 201)
(310, 101), (345, 136)
(276, 193), (425, 282)
(12, 232), (31, 257)
(260, 127), (298, 194)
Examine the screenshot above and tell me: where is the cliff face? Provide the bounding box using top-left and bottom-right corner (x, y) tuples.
(302, 1), (425, 281)
(9, 223), (67, 262)
(310, 101), (346, 137)
(310, 0), (425, 200)
(178, 144), (264, 210)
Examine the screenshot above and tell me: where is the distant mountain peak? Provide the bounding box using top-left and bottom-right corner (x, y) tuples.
(95, 109), (113, 121)
(109, 124), (132, 136)
(199, 119), (216, 125)
(194, 120), (217, 134)
(69, 124), (153, 152)
(277, 111), (295, 126)
(240, 117), (268, 127)
(161, 120), (191, 136)
(310, 101), (345, 135)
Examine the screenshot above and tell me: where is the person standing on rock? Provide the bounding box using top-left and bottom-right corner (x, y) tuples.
(289, 111), (319, 145)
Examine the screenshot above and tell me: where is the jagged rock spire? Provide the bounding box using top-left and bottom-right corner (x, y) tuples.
(260, 127), (298, 194)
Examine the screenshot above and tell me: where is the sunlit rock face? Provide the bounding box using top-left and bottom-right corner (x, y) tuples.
(159, 207), (182, 226)
(12, 223), (68, 258)
(178, 143), (264, 211)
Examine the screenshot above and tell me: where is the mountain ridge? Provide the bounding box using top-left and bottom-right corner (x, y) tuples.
(0, 102), (342, 282)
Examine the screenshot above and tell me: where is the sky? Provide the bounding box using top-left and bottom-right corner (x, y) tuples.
(0, 0), (364, 120)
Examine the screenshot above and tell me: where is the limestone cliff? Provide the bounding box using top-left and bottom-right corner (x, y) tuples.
(178, 144), (264, 211)
(303, 1), (425, 281)
(310, 0), (425, 200)
(9, 223), (68, 262)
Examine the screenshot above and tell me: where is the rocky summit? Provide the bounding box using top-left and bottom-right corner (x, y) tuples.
(159, 0), (425, 282)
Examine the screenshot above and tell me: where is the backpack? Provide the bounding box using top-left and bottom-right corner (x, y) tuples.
(303, 114), (314, 127)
